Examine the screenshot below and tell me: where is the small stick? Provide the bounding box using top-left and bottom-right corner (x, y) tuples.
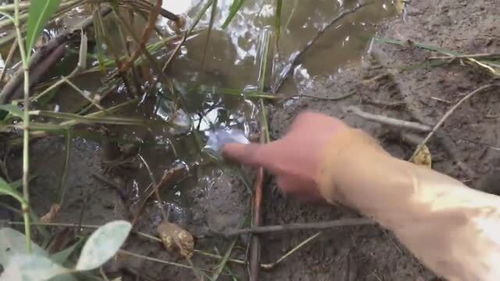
(262, 232), (321, 270)
(224, 218), (374, 236)
(361, 98), (407, 108)
(410, 84), (496, 160)
(196, 232), (322, 270)
(119, 249), (195, 270)
(0, 7), (112, 104)
(119, 0), (162, 73)
(428, 53), (500, 60)
(130, 163), (187, 225)
(346, 106), (432, 132)
(138, 154), (168, 221)
(249, 166), (265, 281)
(124, 0), (180, 22)
(0, 40), (17, 82)
(285, 90), (357, 102)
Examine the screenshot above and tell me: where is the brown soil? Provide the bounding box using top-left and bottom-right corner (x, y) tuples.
(261, 0), (499, 280)
(3, 0), (498, 280)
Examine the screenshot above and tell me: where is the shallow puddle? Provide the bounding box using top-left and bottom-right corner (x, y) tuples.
(141, 0), (398, 217)
(1, 0), (397, 231)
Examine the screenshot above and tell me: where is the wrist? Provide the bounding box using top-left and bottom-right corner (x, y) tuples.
(316, 128), (394, 207)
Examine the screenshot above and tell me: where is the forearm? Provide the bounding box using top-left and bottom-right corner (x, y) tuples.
(317, 129), (500, 281)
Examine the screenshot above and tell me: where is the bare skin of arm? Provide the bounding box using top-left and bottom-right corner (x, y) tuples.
(223, 112), (500, 281)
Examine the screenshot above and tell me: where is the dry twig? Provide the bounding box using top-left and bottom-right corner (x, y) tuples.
(249, 166), (265, 281)
(410, 84), (497, 160)
(119, 0), (162, 73)
(0, 8), (112, 104)
(346, 106), (432, 132)
(224, 218), (374, 236)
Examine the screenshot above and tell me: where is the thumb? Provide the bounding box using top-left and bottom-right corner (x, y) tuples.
(223, 142), (280, 170)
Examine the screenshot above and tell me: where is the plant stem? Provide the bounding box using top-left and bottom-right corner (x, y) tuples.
(13, 0), (32, 253)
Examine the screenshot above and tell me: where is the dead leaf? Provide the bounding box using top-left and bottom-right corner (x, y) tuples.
(157, 221), (194, 259)
(41, 204), (61, 223)
(412, 144), (432, 168)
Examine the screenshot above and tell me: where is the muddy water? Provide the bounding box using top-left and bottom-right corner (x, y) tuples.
(135, 0), (398, 225)
(168, 0), (397, 95)
(9, 0), (397, 233)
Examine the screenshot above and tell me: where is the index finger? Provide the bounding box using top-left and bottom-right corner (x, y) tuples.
(222, 141), (284, 173)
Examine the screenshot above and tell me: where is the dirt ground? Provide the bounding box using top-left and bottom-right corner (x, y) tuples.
(3, 0), (499, 280)
(261, 0), (499, 280)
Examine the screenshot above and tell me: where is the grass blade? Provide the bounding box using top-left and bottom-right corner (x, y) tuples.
(221, 0), (245, 29)
(202, 0), (218, 67)
(25, 0), (62, 56)
(274, 0), (282, 47)
(374, 37), (459, 56)
(30, 110), (149, 126)
(211, 240), (236, 280)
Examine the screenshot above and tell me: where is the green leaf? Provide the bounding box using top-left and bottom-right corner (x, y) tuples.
(75, 221), (131, 271)
(202, 0), (218, 67)
(0, 104), (23, 118)
(25, 0), (62, 53)
(0, 228), (46, 267)
(0, 254), (70, 281)
(222, 0), (245, 29)
(0, 177), (25, 204)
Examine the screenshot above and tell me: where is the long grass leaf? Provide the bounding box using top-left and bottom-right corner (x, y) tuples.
(374, 37), (459, 56)
(274, 0), (283, 46)
(25, 0), (62, 55)
(30, 111), (148, 126)
(202, 0), (218, 67)
(211, 240), (236, 281)
(221, 0), (245, 29)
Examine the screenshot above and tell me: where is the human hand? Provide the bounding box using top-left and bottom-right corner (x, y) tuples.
(223, 112), (349, 201)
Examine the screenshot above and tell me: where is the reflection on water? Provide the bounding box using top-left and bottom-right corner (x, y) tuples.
(150, 0), (397, 199)
(5, 0), (397, 221)
(142, 0), (397, 225)
(166, 0), (396, 99)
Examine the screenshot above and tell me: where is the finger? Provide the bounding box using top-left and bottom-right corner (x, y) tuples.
(222, 142), (283, 172)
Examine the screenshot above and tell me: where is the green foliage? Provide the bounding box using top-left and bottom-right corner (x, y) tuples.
(1, 254), (69, 281)
(75, 221), (131, 271)
(0, 104), (23, 118)
(222, 0), (245, 28)
(0, 228), (46, 263)
(0, 221), (132, 281)
(0, 177), (25, 204)
(25, 0), (62, 54)
(202, 0), (218, 66)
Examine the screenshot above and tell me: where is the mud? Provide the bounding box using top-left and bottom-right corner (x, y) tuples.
(262, 0), (499, 280)
(2, 0), (499, 280)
